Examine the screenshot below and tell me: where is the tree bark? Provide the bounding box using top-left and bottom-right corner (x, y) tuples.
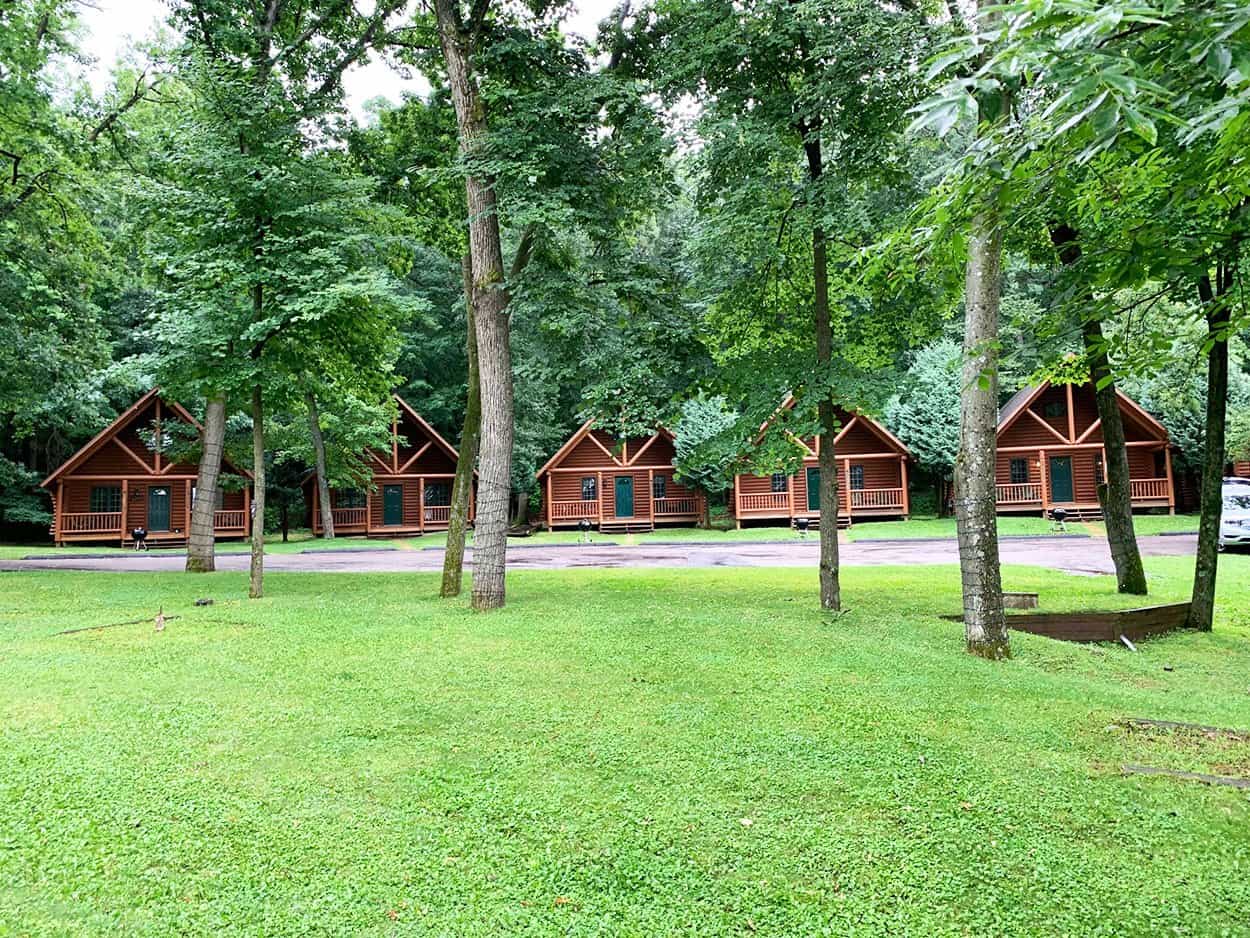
(249, 383), (265, 599)
(1050, 223), (1147, 595)
(186, 392), (226, 572)
(1083, 317), (1148, 594)
(955, 207), (1009, 659)
(1189, 269), (1231, 631)
(802, 131), (841, 612)
(435, 0), (514, 611)
(441, 254), (481, 598)
(306, 391), (335, 539)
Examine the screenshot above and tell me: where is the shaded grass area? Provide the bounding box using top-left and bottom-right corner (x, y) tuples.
(2, 556), (1249, 935)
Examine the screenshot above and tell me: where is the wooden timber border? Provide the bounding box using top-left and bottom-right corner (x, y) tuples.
(943, 601), (1193, 643)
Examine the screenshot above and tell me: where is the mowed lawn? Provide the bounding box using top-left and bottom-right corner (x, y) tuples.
(2, 557), (1249, 935)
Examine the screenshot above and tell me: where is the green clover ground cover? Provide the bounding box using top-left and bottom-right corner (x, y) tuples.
(2, 556), (1248, 935)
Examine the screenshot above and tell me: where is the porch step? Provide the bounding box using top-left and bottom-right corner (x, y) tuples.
(1051, 507), (1102, 523)
(598, 521), (655, 534)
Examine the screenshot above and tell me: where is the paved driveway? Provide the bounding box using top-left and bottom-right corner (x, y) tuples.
(0, 535), (1197, 577)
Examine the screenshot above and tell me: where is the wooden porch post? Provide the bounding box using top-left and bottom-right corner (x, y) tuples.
(184, 479), (192, 537)
(842, 457), (852, 522)
(597, 470), (604, 523)
(55, 481), (63, 545)
(418, 478), (425, 533)
(1164, 446), (1176, 514)
(365, 489), (372, 535)
(900, 457), (910, 519)
(1039, 449), (1050, 516)
(734, 476), (743, 528)
(647, 469), (654, 525)
(243, 484), (252, 537)
(545, 473), (553, 530)
(120, 479), (129, 541)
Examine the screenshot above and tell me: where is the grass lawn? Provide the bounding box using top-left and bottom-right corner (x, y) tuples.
(2, 556), (1249, 935)
(0, 512), (1204, 561)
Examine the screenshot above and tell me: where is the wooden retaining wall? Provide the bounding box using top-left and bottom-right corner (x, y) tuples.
(943, 602), (1192, 643)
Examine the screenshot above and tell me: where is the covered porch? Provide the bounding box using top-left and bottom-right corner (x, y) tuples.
(734, 454), (910, 526)
(310, 474), (466, 537)
(995, 442), (1174, 515)
(54, 476), (251, 546)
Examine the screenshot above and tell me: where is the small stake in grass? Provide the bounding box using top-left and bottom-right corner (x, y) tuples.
(155, 607), (166, 632)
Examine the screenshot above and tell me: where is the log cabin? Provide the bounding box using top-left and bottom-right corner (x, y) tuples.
(537, 421), (704, 532)
(41, 388), (252, 546)
(995, 381), (1175, 517)
(732, 397), (912, 528)
(1234, 460), (1250, 479)
(303, 394), (471, 537)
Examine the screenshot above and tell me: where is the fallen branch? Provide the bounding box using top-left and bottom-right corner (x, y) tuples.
(1121, 764), (1250, 790)
(56, 615), (181, 636)
(1123, 717), (1248, 738)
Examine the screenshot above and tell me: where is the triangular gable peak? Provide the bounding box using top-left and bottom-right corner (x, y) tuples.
(367, 394), (461, 475)
(997, 380), (1169, 447)
(757, 394), (912, 459)
(42, 389), (250, 487)
(536, 421), (677, 478)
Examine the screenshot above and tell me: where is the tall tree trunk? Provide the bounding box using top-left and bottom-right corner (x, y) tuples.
(280, 502), (288, 542)
(955, 207), (1009, 659)
(1189, 268), (1232, 631)
(1050, 224), (1147, 594)
(186, 392), (226, 572)
(442, 254), (482, 598)
(306, 391), (335, 539)
(1083, 318), (1148, 594)
(249, 383), (265, 599)
(802, 127), (841, 612)
(436, 0), (514, 611)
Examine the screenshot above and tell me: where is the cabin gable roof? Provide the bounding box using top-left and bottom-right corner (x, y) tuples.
(536, 421), (678, 478)
(996, 380), (1169, 444)
(41, 389), (252, 487)
(760, 394), (912, 459)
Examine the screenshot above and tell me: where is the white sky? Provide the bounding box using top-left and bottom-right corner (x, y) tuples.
(76, 0), (623, 118)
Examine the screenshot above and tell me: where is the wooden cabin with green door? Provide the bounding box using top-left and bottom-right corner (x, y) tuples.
(41, 389), (252, 546)
(537, 421), (704, 533)
(303, 395), (472, 537)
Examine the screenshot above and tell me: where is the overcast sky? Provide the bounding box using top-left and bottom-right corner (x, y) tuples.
(77, 0), (623, 118)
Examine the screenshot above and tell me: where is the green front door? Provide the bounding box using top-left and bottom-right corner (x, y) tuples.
(1049, 456), (1074, 503)
(383, 484), (404, 526)
(806, 467), (820, 511)
(614, 476), (634, 517)
(147, 486), (170, 531)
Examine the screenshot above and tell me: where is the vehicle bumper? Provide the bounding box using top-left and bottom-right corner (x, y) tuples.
(1220, 526), (1250, 547)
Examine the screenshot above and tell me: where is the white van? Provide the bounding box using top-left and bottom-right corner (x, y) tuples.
(1221, 483), (1250, 550)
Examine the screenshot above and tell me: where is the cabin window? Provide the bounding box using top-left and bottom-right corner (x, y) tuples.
(581, 477), (597, 501)
(425, 482), (451, 507)
(337, 490), (367, 509)
(1094, 456), (1105, 485)
(770, 473), (788, 493)
(849, 465), (865, 490)
(1042, 400), (1066, 419)
(1009, 458), (1028, 485)
(652, 475), (666, 500)
(90, 486), (121, 513)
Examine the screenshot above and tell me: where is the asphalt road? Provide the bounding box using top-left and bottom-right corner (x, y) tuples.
(0, 534), (1197, 577)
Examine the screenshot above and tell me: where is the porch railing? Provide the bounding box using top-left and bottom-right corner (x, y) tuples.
(850, 487), (904, 509)
(996, 483), (1042, 504)
(213, 510), (247, 530)
(551, 500), (599, 521)
(330, 507), (368, 527)
(424, 505), (451, 525)
(739, 492), (790, 512)
(61, 512), (122, 533)
(1130, 478), (1170, 500)
(654, 496), (697, 516)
